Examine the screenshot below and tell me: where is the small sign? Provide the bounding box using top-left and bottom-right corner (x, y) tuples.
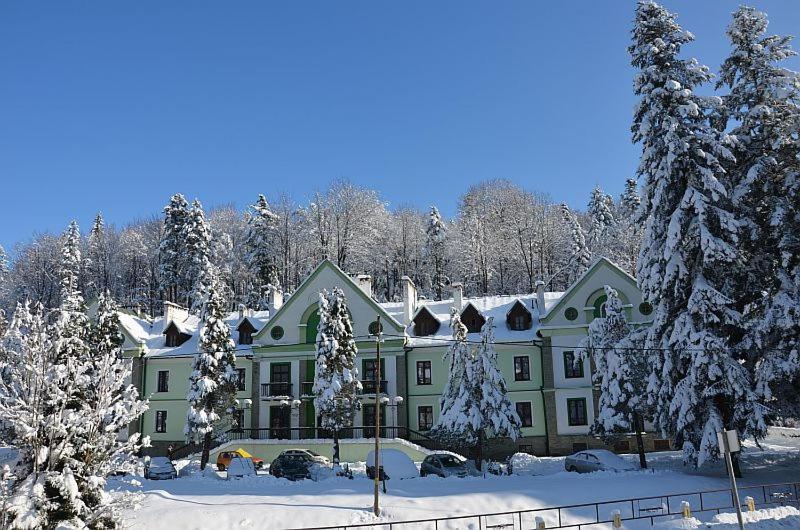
(717, 430), (741, 453)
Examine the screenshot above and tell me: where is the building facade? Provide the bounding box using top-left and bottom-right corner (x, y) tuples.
(117, 257), (667, 458)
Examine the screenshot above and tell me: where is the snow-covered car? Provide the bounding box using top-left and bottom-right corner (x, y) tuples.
(217, 448), (264, 471)
(279, 449), (331, 466)
(366, 449), (418, 480)
(420, 453), (471, 478)
(564, 450), (638, 473)
(269, 452), (316, 480)
(227, 455), (256, 478)
(144, 456), (178, 480)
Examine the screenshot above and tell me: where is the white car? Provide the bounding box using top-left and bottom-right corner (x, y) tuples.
(366, 449), (418, 480)
(564, 449), (638, 473)
(144, 456), (178, 480)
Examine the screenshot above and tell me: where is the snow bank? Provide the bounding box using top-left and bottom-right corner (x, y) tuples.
(366, 449), (418, 479)
(653, 507), (800, 529)
(508, 453), (565, 476)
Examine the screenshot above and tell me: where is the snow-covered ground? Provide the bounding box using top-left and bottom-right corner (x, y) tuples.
(119, 429), (800, 530)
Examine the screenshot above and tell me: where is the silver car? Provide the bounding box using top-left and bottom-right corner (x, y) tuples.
(420, 453), (471, 478)
(144, 456), (178, 480)
(564, 449), (638, 473)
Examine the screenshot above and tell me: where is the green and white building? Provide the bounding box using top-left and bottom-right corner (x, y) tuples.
(118, 258), (666, 459)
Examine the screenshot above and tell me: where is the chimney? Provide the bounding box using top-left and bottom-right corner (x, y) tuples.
(355, 274), (373, 298)
(451, 282), (463, 312)
(535, 280), (546, 315)
(268, 285), (283, 315)
(163, 301), (188, 333)
(401, 276), (417, 326)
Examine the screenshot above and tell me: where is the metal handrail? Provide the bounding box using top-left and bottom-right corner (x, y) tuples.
(261, 382), (293, 397)
(292, 481), (800, 530)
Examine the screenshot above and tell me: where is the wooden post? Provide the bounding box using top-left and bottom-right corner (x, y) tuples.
(373, 315), (382, 517)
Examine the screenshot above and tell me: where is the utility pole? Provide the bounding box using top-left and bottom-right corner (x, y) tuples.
(373, 315), (382, 517)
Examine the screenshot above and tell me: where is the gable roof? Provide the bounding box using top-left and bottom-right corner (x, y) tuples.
(255, 259), (405, 340)
(540, 256), (638, 324)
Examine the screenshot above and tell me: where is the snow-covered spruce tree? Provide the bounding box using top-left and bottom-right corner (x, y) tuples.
(717, 6), (800, 421)
(184, 199), (214, 314)
(185, 275), (238, 470)
(244, 194), (280, 310)
(158, 194), (190, 303)
(431, 314), (520, 465)
(630, 0), (764, 467)
(312, 288), (361, 468)
(0, 243), (10, 315)
(425, 206), (448, 300)
(616, 180), (644, 275)
(86, 213), (111, 299)
(580, 286), (650, 466)
(560, 204), (591, 282)
(587, 186), (616, 258)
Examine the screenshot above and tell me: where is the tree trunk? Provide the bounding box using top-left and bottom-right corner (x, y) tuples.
(475, 430), (484, 471)
(200, 430), (212, 470)
(634, 413), (648, 469)
(333, 429), (340, 469)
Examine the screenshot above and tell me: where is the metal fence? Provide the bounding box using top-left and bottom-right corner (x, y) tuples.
(296, 481), (800, 530)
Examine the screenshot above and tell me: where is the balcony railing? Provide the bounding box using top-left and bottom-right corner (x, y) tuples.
(300, 381), (314, 396)
(260, 382), (293, 398)
(360, 380), (388, 394)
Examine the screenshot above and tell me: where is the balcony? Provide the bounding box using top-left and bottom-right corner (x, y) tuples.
(300, 381), (314, 396)
(360, 380), (388, 394)
(260, 382), (293, 398)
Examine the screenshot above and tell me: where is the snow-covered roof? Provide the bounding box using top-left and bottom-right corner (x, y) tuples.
(117, 309), (270, 358)
(400, 292), (563, 347)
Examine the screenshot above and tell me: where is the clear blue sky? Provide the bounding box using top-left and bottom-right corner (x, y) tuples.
(2, 1), (799, 252)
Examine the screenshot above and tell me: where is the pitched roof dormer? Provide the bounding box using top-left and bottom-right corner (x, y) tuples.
(506, 300), (532, 331)
(236, 318), (258, 345)
(163, 321), (192, 347)
(460, 303), (486, 333)
(412, 306), (440, 337)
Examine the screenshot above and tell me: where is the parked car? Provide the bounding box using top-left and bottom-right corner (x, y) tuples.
(269, 451), (317, 481)
(277, 448), (331, 466)
(366, 449), (418, 480)
(144, 457), (177, 480)
(216, 448), (264, 471)
(227, 455), (257, 478)
(420, 453), (471, 478)
(564, 450), (638, 473)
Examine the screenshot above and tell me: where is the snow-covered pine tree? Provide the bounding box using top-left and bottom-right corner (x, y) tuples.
(561, 203), (591, 282)
(185, 274), (238, 470)
(184, 199), (215, 314)
(425, 206), (448, 300)
(86, 212), (111, 299)
(244, 194), (280, 310)
(312, 288), (361, 468)
(717, 6), (800, 421)
(0, 243), (9, 315)
(579, 286), (650, 465)
(616, 179), (643, 275)
(72, 290), (149, 527)
(587, 186), (616, 258)
(158, 194), (190, 304)
(630, 0), (764, 467)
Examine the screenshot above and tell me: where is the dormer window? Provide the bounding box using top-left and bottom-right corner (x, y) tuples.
(460, 304), (486, 333)
(413, 307), (440, 337)
(164, 322), (191, 347)
(506, 300), (532, 331)
(237, 319), (257, 345)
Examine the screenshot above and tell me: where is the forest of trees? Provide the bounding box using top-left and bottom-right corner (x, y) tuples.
(0, 178), (641, 319)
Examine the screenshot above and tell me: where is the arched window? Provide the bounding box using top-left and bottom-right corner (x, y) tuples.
(305, 310), (320, 344)
(593, 294), (608, 318)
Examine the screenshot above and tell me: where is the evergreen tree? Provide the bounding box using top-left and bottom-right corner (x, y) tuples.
(587, 186), (615, 257)
(185, 275), (238, 470)
(425, 206), (448, 300)
(430, 309), (472, 448)
(86, 213), (111, 299)
(616, 180), (644, 275)
(717, 5), (800, 420)
(561, 204), (590, 281)
(244, 194), (280, 309)
(630, 0), (764, 467)
(0, 243), (10, 310)
(184, 199), (214, 313)
(619, 179), (642, 220)
(158, 194), (190, 303)
(312, 288), (361, 468)
(580, 286), (650, 465)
